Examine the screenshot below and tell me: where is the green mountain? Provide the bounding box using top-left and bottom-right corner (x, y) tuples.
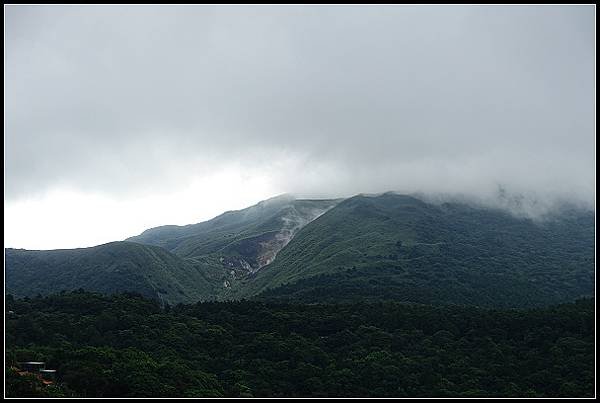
(127, 194), (339, 297)
(235, 193), (594, 308)
(5, 241), (219, 305)
(128, 195), (339, 265)
(5, 195), (340, 304)
(4, 192), (595, 308)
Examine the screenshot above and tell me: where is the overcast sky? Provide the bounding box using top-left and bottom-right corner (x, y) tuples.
(5, 5), (596, 249)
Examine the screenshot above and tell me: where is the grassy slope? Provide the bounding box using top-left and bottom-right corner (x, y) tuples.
(126, 195), (340, 298)
(236, 193), (594, 308)
(127, 195), (339, 259)
(5, 241), (219, 305)
(5, 196), (341, 305)
(5, 192), (594, 308)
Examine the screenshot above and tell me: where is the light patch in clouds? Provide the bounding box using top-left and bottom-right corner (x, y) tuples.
(4, 5), (595, 249)
(5, 170), (277, 250)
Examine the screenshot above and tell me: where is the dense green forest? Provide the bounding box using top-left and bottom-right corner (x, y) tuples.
(5, 291), (595, 397)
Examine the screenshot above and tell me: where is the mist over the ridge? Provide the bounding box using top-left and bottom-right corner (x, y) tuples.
(5, 5), (595, 248)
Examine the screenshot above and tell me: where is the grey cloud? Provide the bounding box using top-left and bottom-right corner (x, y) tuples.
(5, 5), (595, 206)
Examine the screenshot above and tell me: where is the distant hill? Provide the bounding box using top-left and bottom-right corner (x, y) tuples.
(237, 193), (595, 308)
(5, 195), (340, 305)
(127, 195), (339, 265)
(127, 194), (339, 297)
(5, 241), (218, 305)
(4, 192), (595, 308)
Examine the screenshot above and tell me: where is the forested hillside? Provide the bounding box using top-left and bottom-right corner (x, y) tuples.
(5, 292), (595, 398)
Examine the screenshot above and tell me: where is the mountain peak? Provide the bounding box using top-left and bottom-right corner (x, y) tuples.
(255, 193), (296, 207)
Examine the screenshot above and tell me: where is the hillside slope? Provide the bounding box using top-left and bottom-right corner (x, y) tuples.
(5, 192), (594, 308)
(5, 196), (340, 304)
(5, 241), (219, 305)
(238, 193), (595, 308)
(127, 195), (339, 285)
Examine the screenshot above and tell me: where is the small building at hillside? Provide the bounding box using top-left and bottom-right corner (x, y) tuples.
(16, 362), (57, 385)
(18, 362), (46, 372)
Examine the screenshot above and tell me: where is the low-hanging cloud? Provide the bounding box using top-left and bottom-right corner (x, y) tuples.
(6, 5), (596, 210)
